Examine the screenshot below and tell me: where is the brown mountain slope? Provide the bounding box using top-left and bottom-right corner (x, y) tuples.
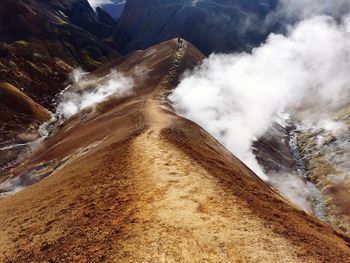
(0, 83), (50, 122)
(0, 82), (50, 143)
(0, 40), (349, 262)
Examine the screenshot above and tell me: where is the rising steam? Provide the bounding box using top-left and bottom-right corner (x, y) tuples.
(170, 2), (350, 211)
(171, 14), (350, 181)
(57, 69), (134, 118)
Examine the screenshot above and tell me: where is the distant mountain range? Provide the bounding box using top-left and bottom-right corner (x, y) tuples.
(113, 0), (277, 55)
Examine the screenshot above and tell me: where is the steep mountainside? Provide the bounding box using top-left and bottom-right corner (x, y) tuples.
(113, 0), (276, 55)
(97, 7), (119, 28)
(0, 40), (349, 262)
(0, 0), (118, 143)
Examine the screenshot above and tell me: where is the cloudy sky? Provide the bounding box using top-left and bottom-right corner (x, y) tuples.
(87, 0), (126, 9)
(87, 0), (112, 9)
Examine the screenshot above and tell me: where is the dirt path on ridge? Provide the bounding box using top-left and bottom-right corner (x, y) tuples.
(117, 45), (310, 262)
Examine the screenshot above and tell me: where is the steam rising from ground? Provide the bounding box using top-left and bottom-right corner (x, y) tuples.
(170, 14), (350, 181)
(57, 69), (134, 118)
(170, 1), (350, 212)
(269, 173), (312, 212)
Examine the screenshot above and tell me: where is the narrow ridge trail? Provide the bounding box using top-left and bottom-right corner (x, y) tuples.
(122, 43), (303, 262)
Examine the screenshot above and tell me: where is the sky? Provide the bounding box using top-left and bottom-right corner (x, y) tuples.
(87, 0), (126, 10)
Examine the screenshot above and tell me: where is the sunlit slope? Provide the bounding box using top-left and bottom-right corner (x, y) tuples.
(0, 40), (349, 262)
(0, 83), (50, 122)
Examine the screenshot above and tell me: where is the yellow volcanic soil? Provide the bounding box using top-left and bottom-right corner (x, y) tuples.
(0, 40), (349, 262)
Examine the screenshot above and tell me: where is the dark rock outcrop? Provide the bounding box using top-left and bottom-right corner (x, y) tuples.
(254, 123), (297, 174)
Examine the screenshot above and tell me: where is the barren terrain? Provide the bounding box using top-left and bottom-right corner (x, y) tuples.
(0, 40), (349, 262)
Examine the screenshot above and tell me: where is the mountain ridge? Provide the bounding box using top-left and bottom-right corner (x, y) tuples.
(0, 39), (349, 262)
(0, 1), (350, 261)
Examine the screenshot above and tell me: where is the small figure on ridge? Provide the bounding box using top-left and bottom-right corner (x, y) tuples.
(177, 37), (182, 50)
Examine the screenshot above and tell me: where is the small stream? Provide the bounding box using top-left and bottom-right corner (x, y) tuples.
(0, 113), (57, 152)
(0, 83), (73, 153)
(287, 121), (329, 222)
(0, 80), (109, 197)
(0, 85), (72, 196)
(0, 142), (34, 152)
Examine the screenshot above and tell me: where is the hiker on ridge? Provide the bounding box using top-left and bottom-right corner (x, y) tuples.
(177, 37), (182, 50)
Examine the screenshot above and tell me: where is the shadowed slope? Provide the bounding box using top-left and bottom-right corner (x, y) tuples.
(0, 40), (349, 262)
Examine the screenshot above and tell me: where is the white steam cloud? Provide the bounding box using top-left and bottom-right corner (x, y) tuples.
(269, 173), (313, 212)
(58, 69), (134, 118)
(170, 14), (350, 182)
(170, 0), (350, 213)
